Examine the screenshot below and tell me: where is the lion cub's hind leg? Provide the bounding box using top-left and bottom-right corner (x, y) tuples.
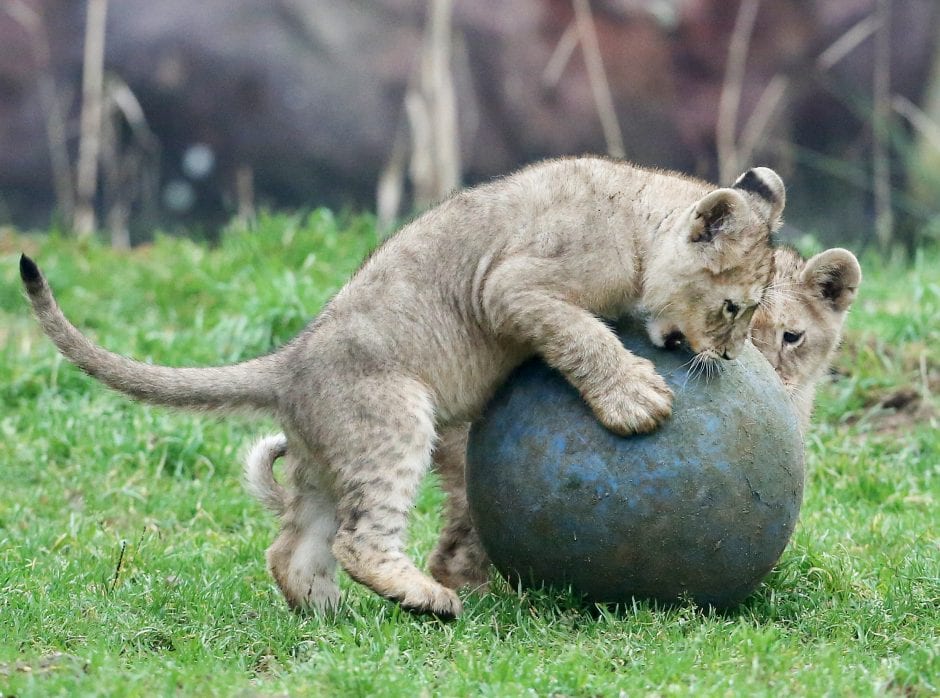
(262, 447), (342, 613)
(429, 424), (491, 592)
(316, 377), (462, 618)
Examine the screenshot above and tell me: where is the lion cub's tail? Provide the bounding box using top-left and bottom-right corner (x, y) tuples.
(243, 434), (288, 515)
(20, 254), (281, 413)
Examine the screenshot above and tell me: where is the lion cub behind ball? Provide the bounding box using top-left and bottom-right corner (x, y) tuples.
(22, 157), (784, 617)
(418, 244), (862, 592)
(250, 245), (862, 597)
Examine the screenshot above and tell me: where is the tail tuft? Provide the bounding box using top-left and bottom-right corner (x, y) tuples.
(19, 254), (43, 292)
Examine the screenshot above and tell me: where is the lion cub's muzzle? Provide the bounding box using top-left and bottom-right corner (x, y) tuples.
(663, 330), (687, 351)
(658, 330), (736, 362)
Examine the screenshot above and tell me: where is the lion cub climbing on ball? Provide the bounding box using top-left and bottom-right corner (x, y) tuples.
(22, 157), (784, 617)
(419, 244), (862, 592)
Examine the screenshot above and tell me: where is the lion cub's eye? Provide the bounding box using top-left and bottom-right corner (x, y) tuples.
(782, 330), (805, 346)
(723, 299), (740, 318)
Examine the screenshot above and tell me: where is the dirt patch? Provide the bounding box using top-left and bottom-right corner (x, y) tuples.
(848, 385), (938, 433)
(835, 332), (939, 432)
(880, 387), (920, 411)
(0, 652), (87, 677)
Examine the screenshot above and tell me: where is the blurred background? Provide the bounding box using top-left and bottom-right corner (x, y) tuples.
(1, 0), (939, 250)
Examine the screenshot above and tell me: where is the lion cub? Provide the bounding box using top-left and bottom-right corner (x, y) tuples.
(413, 244), (862, 592)
(22, 157), (784, 617)
(750, 246), (861, 427)
(249, 248), (862, 594)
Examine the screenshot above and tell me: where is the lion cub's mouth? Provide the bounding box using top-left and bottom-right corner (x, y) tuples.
(662, 332), (729, 362)
(662, 330), (687, 351)
(650, 325), (732, 362)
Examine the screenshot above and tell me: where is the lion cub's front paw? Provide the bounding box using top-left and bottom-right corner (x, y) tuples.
(589, 361), (673, 435)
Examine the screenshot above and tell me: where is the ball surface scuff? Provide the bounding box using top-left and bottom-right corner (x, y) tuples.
(466, 319), (805, 608)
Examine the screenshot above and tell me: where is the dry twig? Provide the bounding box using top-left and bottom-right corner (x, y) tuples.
(717, 0), (760, 183)
(376, 120), (409, 233)
(109, 539), (127, 593)
(542, 21), (579, 91)
(407, 0), (460, 209)
(892, 95), (940, 152)
(872, 0), (893, 248)
(572, 0), (624, 158)
(720, 7), (888, 189)
(74, 0), (109, 238)
(378, 0), (461, 228)
(100, 77), (159, 248)
(236, 166), (256, 226)
(817, 14), (882, 71)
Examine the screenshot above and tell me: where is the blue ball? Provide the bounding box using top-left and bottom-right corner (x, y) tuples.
(466, 319), (804, 608)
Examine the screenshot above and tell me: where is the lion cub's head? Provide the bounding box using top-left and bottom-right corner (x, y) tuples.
(644, 167), (785, 362)
(750, 246), (861, 426)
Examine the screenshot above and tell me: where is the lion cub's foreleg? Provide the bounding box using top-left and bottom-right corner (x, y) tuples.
(483, 268), (673, 434)
(428, 425), (491, 591)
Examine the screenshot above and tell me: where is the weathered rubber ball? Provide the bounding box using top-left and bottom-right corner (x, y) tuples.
(466, 318), (804, 608)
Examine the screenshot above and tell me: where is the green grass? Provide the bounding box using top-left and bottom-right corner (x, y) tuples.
(1, 214), (937, 697)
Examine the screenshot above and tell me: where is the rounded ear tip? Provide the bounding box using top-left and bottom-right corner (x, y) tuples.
(750, 166), (783, 185)
(732, 167), (786, 215)
(696, 187), (746, 211)
(824, 247), (859, 260)
(803, 247), (863, 310)
(820, 247), (862, 282)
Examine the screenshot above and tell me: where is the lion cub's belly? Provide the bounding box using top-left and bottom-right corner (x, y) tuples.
(426, 338), (527, 425)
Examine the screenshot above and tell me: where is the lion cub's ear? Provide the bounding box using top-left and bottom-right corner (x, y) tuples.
(688, 188), (748, 244)
(801, 248), (862, 312)
(732, 167), (786, 226)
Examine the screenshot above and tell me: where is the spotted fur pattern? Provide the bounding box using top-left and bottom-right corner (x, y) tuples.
(428, 246), (861, 593)
(22, 157), (784, 617)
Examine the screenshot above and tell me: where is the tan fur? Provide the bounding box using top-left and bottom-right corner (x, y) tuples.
(750, 246), (861, 428)
(244, 434), (289, 515)
(426, 246), (862, 593)
(22, 157), (783, 617)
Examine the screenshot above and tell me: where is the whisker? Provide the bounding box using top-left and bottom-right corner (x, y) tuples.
(685, 353), (706, 388)
(652, 301), (676, 321)
(760, 290), (799, 306)
(680, 354), (699, 390)
(786, 382), (812, 403)
(689, 356), (702, 386)
(749, 333), (770, 349)
(676, 353), (699, 372)
(765, 280), (799, 291)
